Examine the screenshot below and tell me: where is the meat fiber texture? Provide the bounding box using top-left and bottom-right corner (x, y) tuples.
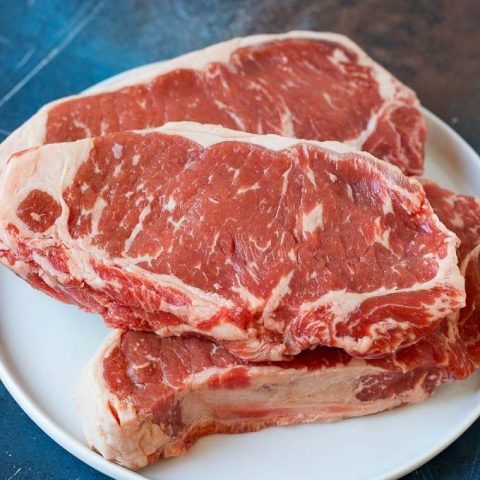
(0, 31), (425, 176)
(76, 180), (480, 470)
(0, 122), (464, 361)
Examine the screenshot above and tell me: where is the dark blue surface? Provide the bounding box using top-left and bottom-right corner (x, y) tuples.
(0, 1), (479, 479)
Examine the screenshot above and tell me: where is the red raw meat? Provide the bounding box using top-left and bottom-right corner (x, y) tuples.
(0, 32), (425, 175)
(75, 181), (480, 470)
(421, 179), (480, 365)
(0, 123), (463, 361)
(76, 321), (474, 469)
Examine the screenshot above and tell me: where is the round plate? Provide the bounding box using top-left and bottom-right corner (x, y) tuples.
(0, 67), (479, 480)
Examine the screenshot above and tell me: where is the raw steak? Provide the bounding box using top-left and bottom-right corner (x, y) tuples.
(421, 179), (480, 364)
(76, 321), (474, 470)
(421, 180), (480, 261)
(460, 245), (480, 365)
(0, 123), (463, 360)
(0, 31), (425, 176)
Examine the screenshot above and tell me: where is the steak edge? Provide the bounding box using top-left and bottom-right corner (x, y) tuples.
(76, 322), (473, 470)
(421, 179), (480, 365)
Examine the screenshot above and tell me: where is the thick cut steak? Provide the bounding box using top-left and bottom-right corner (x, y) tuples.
(76, 323), (474, 470)
(0, 123), (463, 360)
(0, 31), (425, 175)
(421, 179), (480, 365)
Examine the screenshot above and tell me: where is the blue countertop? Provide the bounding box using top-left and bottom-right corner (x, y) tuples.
(1, 1), (479, 479)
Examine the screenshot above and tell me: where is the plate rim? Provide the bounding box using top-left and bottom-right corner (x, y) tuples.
(0, 61), (479, 480)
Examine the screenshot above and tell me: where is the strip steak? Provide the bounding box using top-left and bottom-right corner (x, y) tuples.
(76, 320), (474, 469)
(0, 123), (463, 360)
(0, 31), (425, 176)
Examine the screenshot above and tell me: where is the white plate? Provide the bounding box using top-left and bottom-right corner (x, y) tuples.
(0, 71), (479, 480)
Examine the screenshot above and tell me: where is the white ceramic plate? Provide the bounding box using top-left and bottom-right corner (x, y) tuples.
(0, 68), (479, 480)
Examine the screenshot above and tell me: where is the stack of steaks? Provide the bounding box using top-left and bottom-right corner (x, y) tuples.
(0, 32), (478, 470)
